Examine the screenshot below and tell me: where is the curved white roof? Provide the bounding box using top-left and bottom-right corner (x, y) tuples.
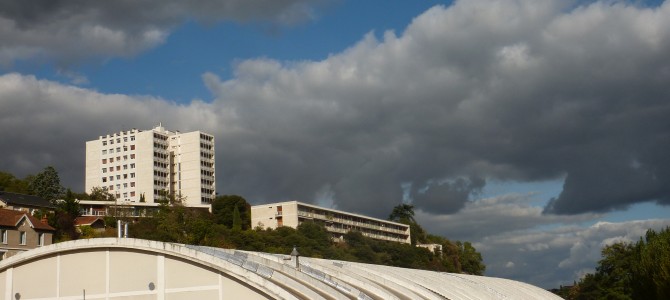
(0, 238), (561, 300)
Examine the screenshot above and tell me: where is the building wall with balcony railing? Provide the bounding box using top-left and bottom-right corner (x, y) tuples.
(251, 201), (411, 244)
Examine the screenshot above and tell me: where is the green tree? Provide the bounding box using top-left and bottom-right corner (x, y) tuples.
(89, 186), (115, 201)
(457, 241), (485, 275)
(389, 204), (416, 223)
(51, 189), (82, 241)
(0, 171), (31, 193)
(232, 205), (242, 231)
(212, 195), (251, 230)
(29, 166), (64, 201)
(389, 203), (427, 244)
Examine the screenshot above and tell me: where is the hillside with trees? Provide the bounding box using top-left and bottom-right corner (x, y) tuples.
(552, 227), (670, 299)
(1, 168), (485, 275)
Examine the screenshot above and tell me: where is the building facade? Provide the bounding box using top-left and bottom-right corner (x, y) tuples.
(0, 209), (55, 260)
(251, 201), (411, 244)
(85, 125), (215, 209)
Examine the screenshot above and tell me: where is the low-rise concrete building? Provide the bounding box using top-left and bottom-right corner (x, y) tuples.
(0, 238), (562, 299)
(251, 201), (411, 244)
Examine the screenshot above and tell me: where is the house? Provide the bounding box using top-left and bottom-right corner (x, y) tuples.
(0, 191), (56, 214)
(0, 208), (55, 260)
(74, 216), (106, 232)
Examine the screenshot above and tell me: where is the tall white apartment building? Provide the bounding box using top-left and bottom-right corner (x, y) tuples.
(85, 125), (215, 209)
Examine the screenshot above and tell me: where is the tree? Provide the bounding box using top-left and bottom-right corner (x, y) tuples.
(389, 204), (416, 223)
(457, 241), (486, 275)
(51, 189), (82, 241)
(89, 186), (115, 201)
(29, 166), (64, 202)
(0, 171), (31, 193)
(212, 195), (251, 230)
(232, 205), (242, 231)
(389, 203), (427, 244)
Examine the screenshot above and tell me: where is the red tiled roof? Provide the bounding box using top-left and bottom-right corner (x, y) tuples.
(0, 208), (55, 231)
(74, 216), (105, 226)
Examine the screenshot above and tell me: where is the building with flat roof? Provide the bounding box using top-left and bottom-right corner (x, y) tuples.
(85, 125), (215, 209)
(251, 201), (411, 244)
(0, 238), (563, 299)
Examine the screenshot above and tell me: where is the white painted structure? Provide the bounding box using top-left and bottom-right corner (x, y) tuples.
(0, 238), (562, 300)
(252, 201), (411, 244)
(85, 125), (215, 209)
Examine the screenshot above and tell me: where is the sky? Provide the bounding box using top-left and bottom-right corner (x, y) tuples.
(2, 0), (670, 289)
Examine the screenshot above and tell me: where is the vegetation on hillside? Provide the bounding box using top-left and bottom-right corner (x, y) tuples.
(1, 168), (485, 275)
(552, 227), (670, 299)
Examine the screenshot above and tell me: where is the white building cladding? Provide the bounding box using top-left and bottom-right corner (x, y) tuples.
(85, 125), (215, 209)
(251, 201), (412, 244)
(0, 238), (563, 300)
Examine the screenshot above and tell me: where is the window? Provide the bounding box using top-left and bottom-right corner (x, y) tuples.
(123, 155), (128, 161)
(109, 176), (113, 181)
(130, 191), (136, 197)
(131, 182), (135, 187)
(123, 164), (128, 170)
(19, 231), (26, 245)
(116, 138), (120, 143)
(123, 174), (128, 179)
(102, 177), (107, 183)
(116, 166), (120, 171)
(109, 185), (114, 190)
(123, 137), (128, 142)
(38, 233), (44, 246)
(116, 147), (121, 152)
(110, 158), (114, 163)
(131, 145), (135, 150)
(130, 154), (135, 159)
(131, 136), (135, 141)
(102, 168), (107, 173)
(102, 149), (107, 154)
(130, 163), (135, 169)
(110, 148), (114, 153)
(116, 175), (120, 180)
(102, 159), (107, 164)
(1, 230), (6, 244)
(103, 141), (107, 146)
(116, 184), (120, 190)
(123, 146), (128, 152)
(110, 139), (114, 145)
(123, 183), (128, 188)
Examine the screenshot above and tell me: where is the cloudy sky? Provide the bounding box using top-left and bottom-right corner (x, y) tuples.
(2, 0), (670, 288)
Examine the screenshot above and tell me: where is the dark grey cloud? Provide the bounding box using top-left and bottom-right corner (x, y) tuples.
(0, 0), (322, 64)
(2, 0), (670, 219)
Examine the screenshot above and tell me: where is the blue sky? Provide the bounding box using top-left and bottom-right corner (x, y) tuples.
(2, 0), (670, 289)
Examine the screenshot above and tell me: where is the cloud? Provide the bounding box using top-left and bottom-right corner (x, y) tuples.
(0, 0), (321, 65)
(415, 193), (670, 288)
(3, 0), (670, 218)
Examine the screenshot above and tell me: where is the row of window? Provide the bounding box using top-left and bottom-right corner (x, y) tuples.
(154, 170), (168, 178)
(1, 229), (45, 246)
(153, 133), (168, 141)
(107, 182), (136, 190)
(102, 173), (136, 183)
(102, 135), (135, 146)
(201, 152), (214, 159)
(154, 161), (169, 169)
(201, 170), (214, 177)
(101, 155), (135, 164)
(101, 144), (136, 155)
(200, 133), (213, 141)
(201, 179), (214, 186)
(154, 142), (168, 150)
(201, 188), (214, 195)
(200, 161), (214, 168)
(154, 152), (169, 159)
(200, 142), (213, 150)
(102, 164), (136, 173)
